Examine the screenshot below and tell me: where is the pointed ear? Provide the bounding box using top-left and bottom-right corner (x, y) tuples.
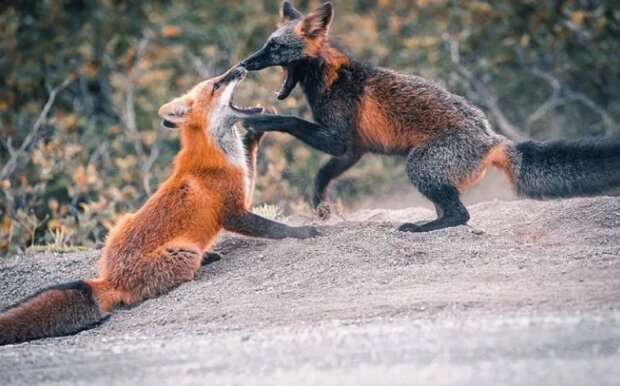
(158, 97), (192, 128)
(301, 2), (333, 38)
(280, 1), (302, 22)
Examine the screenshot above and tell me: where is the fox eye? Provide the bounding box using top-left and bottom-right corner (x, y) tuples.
(212, 83), (220, 93)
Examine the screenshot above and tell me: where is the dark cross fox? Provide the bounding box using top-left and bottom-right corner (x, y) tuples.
(239, 1), (620, 232)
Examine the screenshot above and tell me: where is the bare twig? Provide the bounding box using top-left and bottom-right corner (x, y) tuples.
(0, 74), (75, 181)
(530, 69), (616, 135)
(109, 35), (163, 195)
(1, 137), (17, 159)
(185, 50), (212, 78)
(141, 141), (160, 195)
(123, 36), (149, 161)
(453, 65), (528, 141)
(525, 72), (564, 131)
(444, 36), (527, 141)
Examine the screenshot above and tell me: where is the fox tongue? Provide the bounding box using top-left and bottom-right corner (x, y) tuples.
(276, 66), (296, 100)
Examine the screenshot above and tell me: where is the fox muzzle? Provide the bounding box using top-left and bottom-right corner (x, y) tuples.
(240, 47), (275, 71)
(214, 66), (247, 89)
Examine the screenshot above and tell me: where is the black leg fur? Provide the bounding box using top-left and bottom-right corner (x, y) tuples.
(312, 151), (364, 219)
(223, 210), (320, 239)
(398, 184), (470, 232)
(242, 114), (349, 156)
(401, 133), (489, 232)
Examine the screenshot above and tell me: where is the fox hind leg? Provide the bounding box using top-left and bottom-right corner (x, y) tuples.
(398, 183), (469, 232)
(114, 247), (203, 301)
(398, 132), (495, 232)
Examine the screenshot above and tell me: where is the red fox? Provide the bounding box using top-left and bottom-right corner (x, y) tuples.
(0, 66), (319, 345)
(239, 1), (620, 232)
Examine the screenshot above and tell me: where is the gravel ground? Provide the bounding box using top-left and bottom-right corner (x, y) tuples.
(1, 197), (619, 385)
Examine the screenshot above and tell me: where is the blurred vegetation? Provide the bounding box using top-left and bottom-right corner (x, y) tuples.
(1, 0), (618, 254)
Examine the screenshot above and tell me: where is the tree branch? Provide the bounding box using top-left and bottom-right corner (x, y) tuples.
(185, 50), (212, 78)
(0, 74), (75, 181)
(530, 69), (617, 135)
(107, 35), (162, 195)
(444, 35), (528, 142)
(123, 36), (149, 161)
(453, 65), (528, 141)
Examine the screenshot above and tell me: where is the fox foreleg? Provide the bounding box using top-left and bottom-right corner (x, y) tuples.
(223, 210), (320, 240)
(312, 151), (364, 219)
(242, 114), (349, 156)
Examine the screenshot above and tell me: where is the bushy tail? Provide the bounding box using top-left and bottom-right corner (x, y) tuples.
(0, 279), (111, 345)
(509, 136), (620, 199)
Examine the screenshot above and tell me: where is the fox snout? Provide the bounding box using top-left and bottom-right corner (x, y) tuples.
(215, 66), (247, 87)
(239, 49), (272, 71)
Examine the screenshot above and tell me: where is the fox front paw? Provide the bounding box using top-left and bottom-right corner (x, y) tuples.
(397, 223), (425, 233)
(314, 202), (331, 220)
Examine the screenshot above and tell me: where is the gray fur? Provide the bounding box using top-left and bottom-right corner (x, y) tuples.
(511, 138), (620, 199)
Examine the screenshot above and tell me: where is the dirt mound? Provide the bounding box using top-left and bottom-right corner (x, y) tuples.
(1, 197), (619, 385)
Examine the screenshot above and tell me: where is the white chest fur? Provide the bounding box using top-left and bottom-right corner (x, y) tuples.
(208, 121), (250, 198)
(206, 82), (251, 199)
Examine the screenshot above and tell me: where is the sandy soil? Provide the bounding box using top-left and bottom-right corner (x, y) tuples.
(0, 197), (619, 385)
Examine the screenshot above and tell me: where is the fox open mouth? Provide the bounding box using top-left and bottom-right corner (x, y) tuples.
(227, 69), (264, 115)
(276, 65), (299, 100)
(229, 88), (263, 115)
(161, 119), (177, 129)
(230, 101), (263, 115)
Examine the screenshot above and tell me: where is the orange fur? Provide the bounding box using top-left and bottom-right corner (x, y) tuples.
(0, 70), (280, 346)
(295, 23), (349, 88)
(454, 143), (516, 192)
(356, 94), (429, 151)
(93, 75), (249, 310)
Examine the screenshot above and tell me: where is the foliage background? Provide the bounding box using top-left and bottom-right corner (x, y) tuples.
(1, 0), (619, 254)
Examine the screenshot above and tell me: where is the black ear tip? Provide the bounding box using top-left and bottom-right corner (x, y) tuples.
(319, 2), (333, 15)
(281, 0), (302, 19)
